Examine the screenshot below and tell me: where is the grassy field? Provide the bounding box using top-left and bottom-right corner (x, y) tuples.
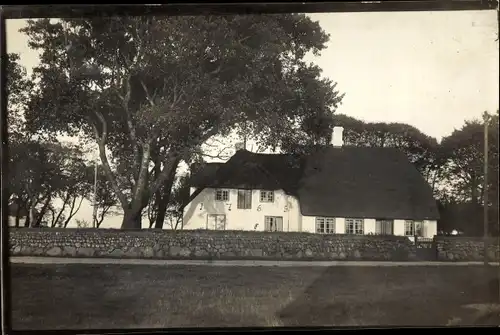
(10, 264), (500, 329)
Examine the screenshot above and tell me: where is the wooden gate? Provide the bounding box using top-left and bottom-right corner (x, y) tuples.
(415, 237), (437, 261)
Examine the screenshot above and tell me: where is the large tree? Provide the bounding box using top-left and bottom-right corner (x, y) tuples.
(9, 140), (89, 227)
(22, 15), (343, 229)
(437, 111), (499, 235)
(439, 111), (499, 205)
(6, 53), (90, 227)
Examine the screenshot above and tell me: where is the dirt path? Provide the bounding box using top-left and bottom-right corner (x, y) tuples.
(9, 256), (500, 267)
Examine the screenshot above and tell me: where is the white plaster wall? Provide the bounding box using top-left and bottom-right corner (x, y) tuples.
(394, 219), (406, 236)
(363, 218), (376, 234)
(423, 220), (437, 238)
(301, 216), (315, 233)
(183, 188), (301, 231)
(335, 218), (346, 234)
(184, 192), (439, 238)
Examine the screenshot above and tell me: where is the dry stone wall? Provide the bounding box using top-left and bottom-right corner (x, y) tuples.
(435, 236), (500, 262)
(10, 229), (499, 262)
(9, 228), (418, 261)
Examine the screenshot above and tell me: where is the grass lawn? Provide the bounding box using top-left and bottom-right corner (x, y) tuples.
(10, 264), (500, 329)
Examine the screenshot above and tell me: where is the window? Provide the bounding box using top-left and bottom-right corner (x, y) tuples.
(375, 219), (394, 235)
(237, 189), (252, 209)
(316, 217), (335, 234)
(215, 189), (229, 201)
(207, 214), (226, 230)
(265, 216), (283, 232)
(345, 218), (364, 235)
(405, 220), (423, 236)
(260, 190), (274, 203)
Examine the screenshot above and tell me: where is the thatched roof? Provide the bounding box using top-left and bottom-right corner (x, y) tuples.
(298, 147), (439, 220)
(187, 147), (439, 220)
(189, 162), (224, 187)
(189, 150), (304, 194)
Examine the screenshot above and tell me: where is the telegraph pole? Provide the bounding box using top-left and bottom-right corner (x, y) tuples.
(482, 111), (489, 266)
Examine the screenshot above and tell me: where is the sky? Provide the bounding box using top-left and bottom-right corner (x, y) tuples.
(5, 10), (499, 228)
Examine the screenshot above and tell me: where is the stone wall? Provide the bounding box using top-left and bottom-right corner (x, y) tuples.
(435, 236), (500, 262)
(9, 228), (419, 261)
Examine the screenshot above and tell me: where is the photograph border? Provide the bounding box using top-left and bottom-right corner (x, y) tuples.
(1, 1), (498, 334)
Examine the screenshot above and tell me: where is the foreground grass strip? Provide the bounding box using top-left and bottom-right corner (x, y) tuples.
(10, 264), (500, 329)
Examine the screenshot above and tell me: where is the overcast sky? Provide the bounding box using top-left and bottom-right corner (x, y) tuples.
(5, 10), (499, 228)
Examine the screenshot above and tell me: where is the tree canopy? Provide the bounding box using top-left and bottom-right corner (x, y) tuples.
(439, 111), (499, 205)
(21, 15), (344, 228)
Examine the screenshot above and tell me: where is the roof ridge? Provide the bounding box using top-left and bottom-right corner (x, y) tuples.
(238, 150), (292, 157)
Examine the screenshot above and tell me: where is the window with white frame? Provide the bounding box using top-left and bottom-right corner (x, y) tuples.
(265, 216), (283, 232)
(260, 190), (274, 203)
(215, 189), (229, 201)
(316, 217), (335, 234)
(375, 219), (394, 235)
(207, 214), (226, 230)
(237, 189), (252, 209)
(404, 220), (423, 236)
(345, 218), (364, 235)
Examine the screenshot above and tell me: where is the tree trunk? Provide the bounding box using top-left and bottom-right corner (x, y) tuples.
(15, 203), (21, 228)
(96, 205), (111, 228)
(174, 214), (182, 230)
(27, 194), (38, 227)
(151, 158), (162, 228)
(154, 158), (180, 229)
(53, 196), (69, 228)
(63, 196), (84, 228)
(35, 195), (51, 227)
(155, 199), (168, 229)
(29, 207), (37, 227)
(121, 207), (144, 229)
(120, 191), (150, 229)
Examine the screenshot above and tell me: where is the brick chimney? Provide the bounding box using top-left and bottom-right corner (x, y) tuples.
(331, 126), (344, 147)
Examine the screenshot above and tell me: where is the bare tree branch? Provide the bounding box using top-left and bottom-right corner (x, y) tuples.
(201, 145), (233, 160)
